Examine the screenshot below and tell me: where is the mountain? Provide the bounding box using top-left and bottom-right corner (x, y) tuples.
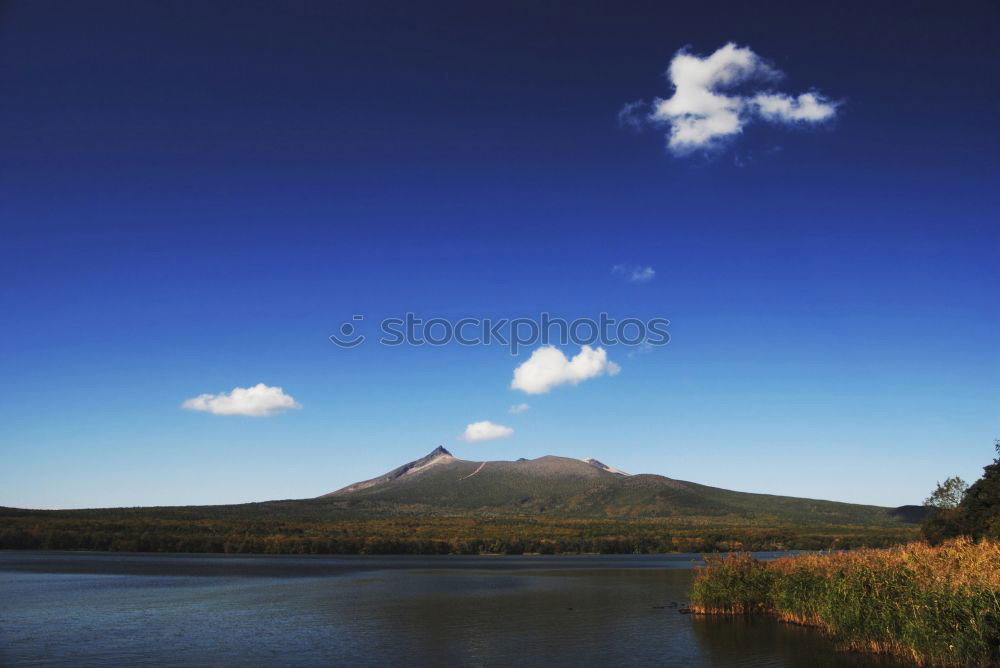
(332, 446), (458, 495)
(0, 445), (924, 554)
(580, 458), (630, 476)
(322, 447), (919, 525)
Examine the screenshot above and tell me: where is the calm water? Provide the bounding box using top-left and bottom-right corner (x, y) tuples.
(0, 551), (902, 667)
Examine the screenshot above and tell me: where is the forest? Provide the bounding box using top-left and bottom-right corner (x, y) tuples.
(0, 511), (918, 555)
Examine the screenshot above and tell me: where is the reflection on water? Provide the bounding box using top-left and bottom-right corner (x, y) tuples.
(0, 552), (902, 667)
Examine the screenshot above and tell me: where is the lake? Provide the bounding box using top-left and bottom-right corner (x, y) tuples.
(0, 551), (903, 667)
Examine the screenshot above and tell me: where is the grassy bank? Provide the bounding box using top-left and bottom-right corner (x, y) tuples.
(690, 538), (1000, 666)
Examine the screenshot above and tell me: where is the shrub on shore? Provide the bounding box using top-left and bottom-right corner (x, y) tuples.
(690, 538), (1000, 666)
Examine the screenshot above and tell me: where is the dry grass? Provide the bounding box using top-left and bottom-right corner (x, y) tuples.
(690, 538), (1000, 666)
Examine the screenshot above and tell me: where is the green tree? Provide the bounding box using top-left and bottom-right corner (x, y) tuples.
(923, 476), (968, 509)
(921, 439), (1000, 543)
(958, 439), (1000, 539)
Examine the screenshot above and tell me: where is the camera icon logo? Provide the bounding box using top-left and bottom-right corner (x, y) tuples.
(329, 315), (366, 348)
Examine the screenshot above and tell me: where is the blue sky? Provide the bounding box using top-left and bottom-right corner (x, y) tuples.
(1, 1), (998, 508)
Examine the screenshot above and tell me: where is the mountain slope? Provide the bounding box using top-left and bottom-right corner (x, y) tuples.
(322, 447), (919, 525)
(0, 446), (924, 555)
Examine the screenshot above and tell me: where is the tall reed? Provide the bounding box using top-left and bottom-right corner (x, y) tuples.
(690, 538), (1000, 666)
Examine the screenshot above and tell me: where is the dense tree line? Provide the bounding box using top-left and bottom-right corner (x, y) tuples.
(0, 514), (916, 555)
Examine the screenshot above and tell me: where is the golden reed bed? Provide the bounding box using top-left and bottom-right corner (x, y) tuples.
(690, 538), (1000, 666)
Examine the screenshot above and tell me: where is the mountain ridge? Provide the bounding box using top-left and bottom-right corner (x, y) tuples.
(321, 447), (922, 525)
(0, 445), (925, 555)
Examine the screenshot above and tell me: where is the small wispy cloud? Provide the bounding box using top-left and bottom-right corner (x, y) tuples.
(617, 100), (647, 131)
(182, 383), (301, 417)
(461, 420), (514, 442)
(627, 341), (656, 359)
(753, 92), (837, 122)
(625, 42), (839, 155)
(509, 403), (530, 414)
(613, 264), (656, 283)
(511, 345), (620, 395)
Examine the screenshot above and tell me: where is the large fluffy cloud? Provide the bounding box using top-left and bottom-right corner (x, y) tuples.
(644, 42), (838, 154)
(182, 383), (302, 417)
(461, 420), (514, 442)
(511, 345), (620, 395)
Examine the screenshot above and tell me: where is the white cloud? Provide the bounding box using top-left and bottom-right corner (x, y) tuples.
(645, 42), (838, 154)
(182, 383), (302, 417)
(461, 420), (514, 442)
(627, 341), (655, 359)
(613, 264), (655, 283)
(631, 267), (656, 283)
(511, 345), (621, 395)
(752, 92), (837, 122)
(509, 403), (530, 414)
(617, 100), (647, 130)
